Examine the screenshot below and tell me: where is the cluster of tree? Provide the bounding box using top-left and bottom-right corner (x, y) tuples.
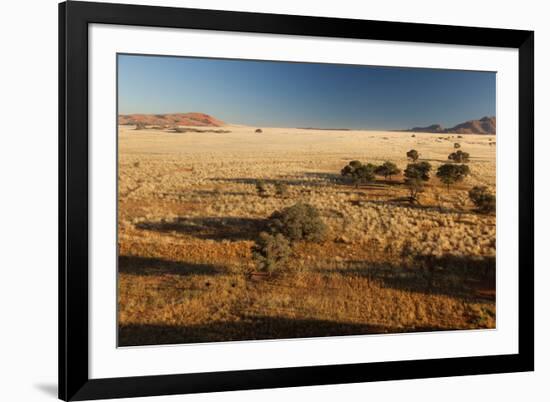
(341, 160), (375, 187)
(251, 145), (493, 274)
(340, 149), (475, 203)
(251, 203), (327, 274)
(403, 148), (472, 200)
(341, 160), (400, 187)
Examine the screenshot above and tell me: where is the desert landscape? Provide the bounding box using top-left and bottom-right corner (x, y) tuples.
(117, 116), (496, 346)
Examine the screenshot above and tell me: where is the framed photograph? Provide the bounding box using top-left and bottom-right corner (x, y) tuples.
(59, 1), (534, 400)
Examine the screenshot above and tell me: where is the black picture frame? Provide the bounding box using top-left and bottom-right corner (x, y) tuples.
(59, 1), (534, 400)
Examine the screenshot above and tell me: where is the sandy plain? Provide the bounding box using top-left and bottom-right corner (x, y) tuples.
(117, 125), (496, 346)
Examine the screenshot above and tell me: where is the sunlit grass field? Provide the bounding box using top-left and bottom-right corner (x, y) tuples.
(117, 125), (496, 346)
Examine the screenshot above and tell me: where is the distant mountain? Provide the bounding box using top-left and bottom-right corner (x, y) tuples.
(407, 116), (496, 134)
(118, 112), (225, 127)
(409, 124), (446, 133)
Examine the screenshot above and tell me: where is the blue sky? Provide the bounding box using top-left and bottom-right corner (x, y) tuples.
(118, 54), (495, 130)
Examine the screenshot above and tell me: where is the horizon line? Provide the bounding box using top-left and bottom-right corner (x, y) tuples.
(117, 111), (496, 131)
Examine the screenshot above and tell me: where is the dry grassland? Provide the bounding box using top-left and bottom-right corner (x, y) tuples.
(117, 125), (496, 346)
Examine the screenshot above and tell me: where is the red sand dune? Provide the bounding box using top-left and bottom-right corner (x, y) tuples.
(118, 112), (225, 127)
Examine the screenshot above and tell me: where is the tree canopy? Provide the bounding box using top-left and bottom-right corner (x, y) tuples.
(375, 161), (400, 180)
(436, 163), (470, 190)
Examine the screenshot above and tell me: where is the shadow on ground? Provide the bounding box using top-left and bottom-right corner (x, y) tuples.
(366, 197), (469, 215)
(211, 174), (406, 191)
(211, 173), (348, 188)
(316, 254), (495, 302)
(136, 216), (266, 241)
(119, 255), (226, 276)
(118, 316), (445, 346)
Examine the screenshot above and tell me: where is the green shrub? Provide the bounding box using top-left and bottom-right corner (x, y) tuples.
(454, 142), (461, 149)
(268, 202), (327, 242)
(448, 150), (470, 163)
(436, 163), (470, 190)
(251, 232), (291, 273)
(468, 186), (496, 213)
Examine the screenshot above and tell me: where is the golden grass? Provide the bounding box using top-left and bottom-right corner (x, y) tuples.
(117, 125), (496, 346)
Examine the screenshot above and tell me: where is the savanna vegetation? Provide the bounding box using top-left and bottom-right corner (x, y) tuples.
(117, 126), (496, 346)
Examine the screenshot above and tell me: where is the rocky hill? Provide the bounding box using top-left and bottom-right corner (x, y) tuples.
(407, 116), (496, 134)
(118, 112), (225, 127)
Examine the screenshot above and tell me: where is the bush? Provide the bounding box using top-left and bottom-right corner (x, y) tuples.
(135, 122), (146, 130)
(406, 149), (419, 162)
(255, 180), (268, 197)
(274, 182), (289, 197)
(468, 186), (496, 213)
(374, 161), (400, 180)
(448, 150), (470, 163)
(436, 163), (470, 190)
(454, 142), (461, 149)
(341, 160), (376, 187)
(251, 232), (291, 273)
(268, 202), (327, 242)
(255, 128), (263, 133)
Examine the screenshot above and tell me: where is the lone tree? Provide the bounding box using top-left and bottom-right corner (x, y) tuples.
(341, 160), (362, 176)
(404, 162), (431, 181)
(341, 160), (376, 187)
(468, 186), (496, 214)
(448, 150), (470, 163)
(251, 232), (291, 274)
(255, 180), (268, 197)
(268, 202), (327, 243)
(375, 161), (400, 181)
(403, 162), (432, 203)
(406, 149), (419, 162)
(454, 142), (461, 149)
(436, 163), (470, 191)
